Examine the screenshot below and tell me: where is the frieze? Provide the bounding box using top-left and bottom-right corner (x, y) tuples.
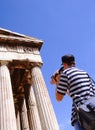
(0, 45), (40, 54)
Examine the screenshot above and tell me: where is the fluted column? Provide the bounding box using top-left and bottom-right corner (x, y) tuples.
(31, 66), (59, 130)
(0, 65), (17, 130)
(19, 99), (29, 130)
(24, 85), (42, 130)
(16, 111), (21, 130)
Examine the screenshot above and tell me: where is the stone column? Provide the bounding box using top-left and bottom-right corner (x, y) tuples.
(19, 99), (29, 130)
(31, 66), (59, 130)
(0, 65), (17, 130)
(16, 111), (21, 130)
(24, 85), (42, 130)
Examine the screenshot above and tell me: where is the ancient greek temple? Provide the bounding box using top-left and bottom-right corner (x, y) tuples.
(0, 28), (59, 130)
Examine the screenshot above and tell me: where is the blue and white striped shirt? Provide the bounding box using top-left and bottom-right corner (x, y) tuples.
(57, 67), (95, 125)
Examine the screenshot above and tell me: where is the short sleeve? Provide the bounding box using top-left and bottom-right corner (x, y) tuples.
(57, 72), (68, 95)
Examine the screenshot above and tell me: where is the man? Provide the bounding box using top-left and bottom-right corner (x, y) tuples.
(50, 54), (95, 130)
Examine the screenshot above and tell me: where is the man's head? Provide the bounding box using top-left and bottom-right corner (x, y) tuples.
(61, 54), (75, 69)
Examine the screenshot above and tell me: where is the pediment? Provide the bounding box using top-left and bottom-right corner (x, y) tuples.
(0, 28), (43, 50)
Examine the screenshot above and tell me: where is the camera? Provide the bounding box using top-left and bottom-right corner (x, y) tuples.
(51, 66), (64, 81)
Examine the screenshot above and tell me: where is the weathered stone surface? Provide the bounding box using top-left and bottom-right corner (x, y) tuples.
(0, 28), (59, 130)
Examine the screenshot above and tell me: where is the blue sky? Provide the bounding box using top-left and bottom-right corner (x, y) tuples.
(1, 0), (95, 130)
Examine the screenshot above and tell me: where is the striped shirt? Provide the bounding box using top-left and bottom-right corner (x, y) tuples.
(57, 67), (95, 126)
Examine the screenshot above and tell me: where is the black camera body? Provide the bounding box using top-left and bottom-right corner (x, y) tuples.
(51, 67), (64, 81)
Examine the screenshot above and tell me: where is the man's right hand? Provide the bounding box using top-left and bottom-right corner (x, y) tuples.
(50, 71), (60, 85)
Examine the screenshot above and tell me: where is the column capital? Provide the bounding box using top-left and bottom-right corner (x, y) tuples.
(0, 60), (9, 66)
(30, 62), (43, 68)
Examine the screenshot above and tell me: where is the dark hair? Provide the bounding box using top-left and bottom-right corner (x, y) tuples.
(61, 54), (75, 65)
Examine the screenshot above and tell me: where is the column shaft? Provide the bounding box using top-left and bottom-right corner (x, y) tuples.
(0, 65), (17, 130)
(31, 66), (59, 130)
(16, 111), (21, 130)
(20, 99), (29, 130)
(24, 85), (42, 130)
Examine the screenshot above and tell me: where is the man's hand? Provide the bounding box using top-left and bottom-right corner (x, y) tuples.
(50, 71), (60, 85)
(50, 76), (57, 84)
(50, 67), (64, 85)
